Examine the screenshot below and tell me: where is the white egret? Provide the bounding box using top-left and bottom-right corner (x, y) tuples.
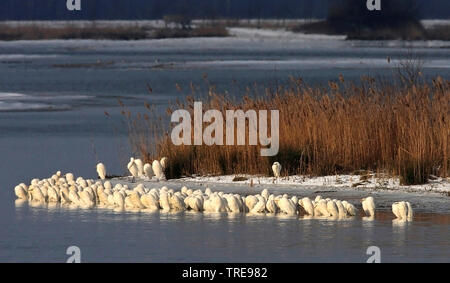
(327, 200), (339, 217)
(266, 195), (278, 213)
(96, 163), (107, 180)
(299, 197), (314, 216)
(279, 196), (296, 215)
(272, 162), (282, 178)
(127, 158), (139, 178)
(152, 160), (165, 180)
(134, 159), (144, 177)
(14, 185), (28, 200)
(144, 163), (153, 178)
(406, 202), (413, 221)
(362, 197), (375, 217)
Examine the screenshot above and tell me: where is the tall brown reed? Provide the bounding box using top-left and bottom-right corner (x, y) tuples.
(121, 76), (449, 185)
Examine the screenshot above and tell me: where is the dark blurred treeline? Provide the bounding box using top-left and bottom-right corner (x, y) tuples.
(0, 0), (448, 20)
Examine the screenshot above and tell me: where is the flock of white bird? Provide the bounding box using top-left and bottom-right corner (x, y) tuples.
(13, 159), (413, 222)
(95, 157), (168, 182)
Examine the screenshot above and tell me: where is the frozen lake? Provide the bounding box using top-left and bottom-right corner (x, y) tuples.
(0, 30), (449, 262)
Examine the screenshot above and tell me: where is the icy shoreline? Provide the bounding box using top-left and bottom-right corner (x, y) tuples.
(177, 174), (450, 194)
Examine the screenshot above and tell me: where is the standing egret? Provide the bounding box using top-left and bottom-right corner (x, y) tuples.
(152, 160), (165, 180)
(144, 163), (153, 178)
(131, 191), (145, 208)
(169, 194), (186, 211)
(245, 195), (258, 212)
(225, 195), (241, 213)
(104, 181), (112, 191)
(279, 196), (296, 215)
(190, 196), (204, 212)
(392, 202), (402, 219)
(65, 173), (74, 183)
(141, 193), (159, 210)
(266, 195), (278, 213)
(272, 162), (282, 178)
(316, 200), (330, 217)
(127, 158), (139, 179)
(96, 163), (107, 180)
(342, 201), (357, 216)
(47, 186), (60, 203)
(14, 185), (28, 200)
(335, 200), (347, 217)
(113, 191), (125, 208)
(59, 187), (71, 204)
(406, 202), (413, 221)
(299, 197), (314, 216)
(361, 197), (375, 217)
(250, 195), (266, 213)
(134, 159), (144, 177)
(159, 191), (171, 211)
(326, 200), (339, 217)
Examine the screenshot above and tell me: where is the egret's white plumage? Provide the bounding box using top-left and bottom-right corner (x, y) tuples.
(266, 199), (277, 214)
(279, 196), (296, 215)
(392, 202), (402, 219)
(141, 193), (159, 210)
(245, 195), (258, 212)
(406, 202), (413, 221)
(96, 163), (107, 180)
(327, 200), (339, 217)
(225, 194), (241, 213)
(170, 194), (186, 211)
(335, 200), (347, 217)
(250, 195), (266, 213)
(392, 201), (413, 222)
(362, 197), (375, 217)
(113, 191), (125, 208)
(59, 187), (71, 204)
(152, 160), (165, 180)
(103, 181), (112, 191)
(129, 191), (144, 209)
(342, 201), (357, 216)
(317, 200), (330, 217)
(47, 186), (60, 203)
(127, 158), (139, 178)
(143, 163), (153, 178)
(159, 191), (171, 211)
(65, 173), (74, 183)
(14, 185), (28, 200)
(261, 189), (269, 201)
(272, 162), (282, 178)
(68, 188), (81, 205)
(134, 159), (144, 177)
(299, 197), (314, 216)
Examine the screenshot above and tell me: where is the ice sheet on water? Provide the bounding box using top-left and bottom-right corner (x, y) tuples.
(0, 92), (93, 112)
(0, 101), (70, 112)
(0, 54), (60, 60)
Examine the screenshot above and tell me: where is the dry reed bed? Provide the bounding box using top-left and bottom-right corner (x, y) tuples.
(122, 76), (449, 185)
